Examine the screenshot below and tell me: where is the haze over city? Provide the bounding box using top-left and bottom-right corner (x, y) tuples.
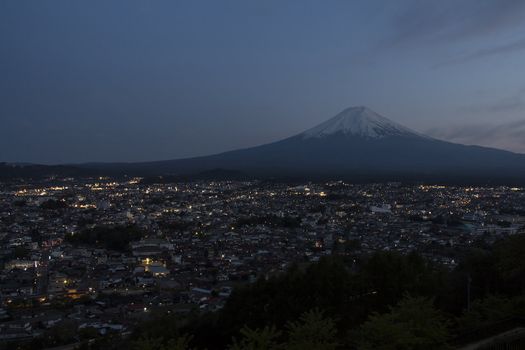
(3, 0), (525, 163)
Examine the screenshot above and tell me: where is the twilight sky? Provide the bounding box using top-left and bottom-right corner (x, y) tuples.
(2, 0), (525, 164)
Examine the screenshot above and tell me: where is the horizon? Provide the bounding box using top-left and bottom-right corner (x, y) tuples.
(3, 1), (525, 164)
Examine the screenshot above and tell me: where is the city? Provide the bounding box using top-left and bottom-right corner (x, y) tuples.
(1, 177), (524, 345)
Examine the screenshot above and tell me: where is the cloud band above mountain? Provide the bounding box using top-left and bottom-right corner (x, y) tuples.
(427, 120), (525, 154)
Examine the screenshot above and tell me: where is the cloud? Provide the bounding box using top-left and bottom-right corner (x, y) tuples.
(387, 0), (525, 67)
(485, 96), (525, 113)
(460, 89), (525, 114)
(441, 91), (525, 153)
(390, 0), (525, 46)
(436, 36), (525, 67)
(427, 119), (525, 154)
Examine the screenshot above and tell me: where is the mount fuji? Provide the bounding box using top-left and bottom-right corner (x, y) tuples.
(82, 106), (525, 183)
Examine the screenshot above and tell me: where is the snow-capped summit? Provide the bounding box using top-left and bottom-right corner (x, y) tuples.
(301, 106), (422, 139)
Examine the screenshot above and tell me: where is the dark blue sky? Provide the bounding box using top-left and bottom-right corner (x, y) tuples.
(2, 0), (525, 163)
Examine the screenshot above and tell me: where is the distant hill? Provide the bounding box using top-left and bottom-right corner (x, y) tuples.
(0, 162), (96, 180)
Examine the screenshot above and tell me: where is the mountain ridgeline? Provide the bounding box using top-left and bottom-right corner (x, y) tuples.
(84, 107), (525, 183)
(7, 107), (525, 183)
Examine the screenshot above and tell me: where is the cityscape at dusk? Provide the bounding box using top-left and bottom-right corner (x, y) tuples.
(3, 1), (525, 350)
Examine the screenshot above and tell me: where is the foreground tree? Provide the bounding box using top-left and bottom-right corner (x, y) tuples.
(286, 309), (338, 350)
(228, 326), (281, 350)
(132, 335), (194, 350)
(496, 233), (525, 294)
(352, 296), (450, 350)
(457, 295), (525, 331)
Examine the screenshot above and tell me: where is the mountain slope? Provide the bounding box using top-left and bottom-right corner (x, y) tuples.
(83, 106), (525, 182)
